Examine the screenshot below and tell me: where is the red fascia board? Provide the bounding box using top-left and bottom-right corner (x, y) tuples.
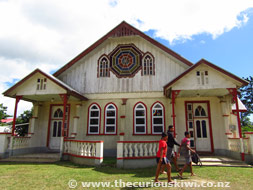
(163, 59), (248, 93)
(200, 59), (248, 86)
(117, 156), (156, 160)
(117, 141), (159, 143)
(3, 69), (88, 101)
(3, 68), (40, 96)
(53, 21), (193, 77)
(63, 153), (102, 160)
(64, 139), (104, 143)
(232, 109), (247, 113)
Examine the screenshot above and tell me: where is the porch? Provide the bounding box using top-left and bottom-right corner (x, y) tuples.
(116, 137), (253, 168)
(0, 135), (252, 168)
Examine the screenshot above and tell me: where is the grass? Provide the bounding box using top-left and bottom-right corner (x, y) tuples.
(0, 158), (252, 190)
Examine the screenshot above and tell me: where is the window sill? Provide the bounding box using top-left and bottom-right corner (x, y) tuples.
(86, 133), (117, 136)
(133, 133), (162, 136)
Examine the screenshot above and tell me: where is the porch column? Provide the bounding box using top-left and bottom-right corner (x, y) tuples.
(120, 98), (127, 135)
(227, 88), (244, 161)
(11, 96), (22, 136)
(220, 99), (230, 149)
(29, 103), (39, 135)
(171, 90), (180, 137)
(72, 104), (81, 137)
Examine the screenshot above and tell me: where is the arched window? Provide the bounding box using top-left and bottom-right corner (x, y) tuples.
(52, 108), (63, 137)
(151, 102), (165, 134)
(88, 104), (100, 134)
(134, 103), (147, 134)
(202, 120), (207, 138)
(143, 53), (155, 75)
(53, 108), (63, 118)
(104, 103), (117, 134)
(98, 56), (110, 77)
(196, 120), (201, 138)
(53, 121), (62, 137)
(195, 106), (206, 117)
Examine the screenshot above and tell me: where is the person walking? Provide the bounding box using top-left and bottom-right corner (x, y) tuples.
(160, 125), (181, 173)
(155, 132), (173, 183)
(178, 131), (196, 178)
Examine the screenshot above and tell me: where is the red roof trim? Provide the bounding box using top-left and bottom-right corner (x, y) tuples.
(3, 69), (88, 101)
(0, 118), (13, 123)
(53, 21), (193, 77)
(163, 59), (248, 93)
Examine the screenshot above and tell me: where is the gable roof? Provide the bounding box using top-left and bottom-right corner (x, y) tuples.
(53, 21), (193, 77)
(3, 69), (88, 101)
(163, 59), (248, 93)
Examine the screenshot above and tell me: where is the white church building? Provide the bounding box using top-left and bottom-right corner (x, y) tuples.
(1, 21), (252, 167)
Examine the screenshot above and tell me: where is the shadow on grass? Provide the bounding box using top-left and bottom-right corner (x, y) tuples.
(0, 157), (196, 179)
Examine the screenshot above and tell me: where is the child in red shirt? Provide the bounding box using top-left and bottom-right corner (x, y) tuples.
(155, 132), (173, 183)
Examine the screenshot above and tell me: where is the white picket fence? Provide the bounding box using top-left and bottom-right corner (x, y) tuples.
(63, 139), (103, 160)
(117, 141), (159, 159)
(228, 138), (241, 152)
(12, 137), (31, 149)
(228, 138), (250, 153)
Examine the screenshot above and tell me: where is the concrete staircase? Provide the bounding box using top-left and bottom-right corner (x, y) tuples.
(0, 153), (61, 163)
(178, 156), (252, 167)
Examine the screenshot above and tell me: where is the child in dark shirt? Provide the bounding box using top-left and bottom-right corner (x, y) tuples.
(178, 131), (196, 178)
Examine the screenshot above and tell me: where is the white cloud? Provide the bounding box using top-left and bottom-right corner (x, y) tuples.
(200, 40), (206, 44)
(0, 0), (253, 116)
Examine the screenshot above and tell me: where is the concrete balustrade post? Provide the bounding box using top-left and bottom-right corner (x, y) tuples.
(95, 141), (104, 165)
(117, 141), (124, 168)
(59, 137), (64, 159)
(245, 133), (253, 155)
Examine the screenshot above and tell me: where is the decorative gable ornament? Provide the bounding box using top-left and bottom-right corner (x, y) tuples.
(110, 44), (142, 78)
(98, 44), (154, 78)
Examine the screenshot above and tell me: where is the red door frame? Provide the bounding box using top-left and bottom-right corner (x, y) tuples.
(185, 100), (214, 153)
(46, 104), (71, 147)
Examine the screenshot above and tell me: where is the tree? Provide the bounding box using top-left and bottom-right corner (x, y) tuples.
(238, 76), (253, 130)
(0, 103), (10, 121)
(15, 108), (33, 136)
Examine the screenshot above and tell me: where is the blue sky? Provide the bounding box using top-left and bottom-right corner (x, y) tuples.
(0, 0), (252, 120)
(147, 13), (253, 120)
(146, 11), (253, 79)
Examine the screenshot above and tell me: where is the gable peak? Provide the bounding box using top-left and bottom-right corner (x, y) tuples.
(109, 21), (138, 38)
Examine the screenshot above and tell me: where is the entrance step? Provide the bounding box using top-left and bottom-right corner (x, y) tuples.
(0, 153), (61, 163)
(177, 156), (252, 167)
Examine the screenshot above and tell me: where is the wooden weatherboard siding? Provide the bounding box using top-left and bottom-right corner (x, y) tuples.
(57, 37), (188, 94)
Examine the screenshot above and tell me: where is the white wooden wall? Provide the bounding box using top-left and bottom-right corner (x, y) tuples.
(58, 36), (189, 94)
(172, 64), (238, 90)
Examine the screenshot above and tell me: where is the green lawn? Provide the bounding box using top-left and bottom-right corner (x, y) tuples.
(0, 159), (252, 190)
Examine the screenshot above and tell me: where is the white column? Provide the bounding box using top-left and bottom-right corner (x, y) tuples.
(29, 118), (36, 135)
(0, 134), (10, 157)
(72, 117), (78, 137)
(9, 136), (14, 157)
(220, 100), (230, 149)
(29, 104), (39, 135)
(116, 141), (124, 168)
(59, 137), (64, 159)
(95, 141), (104, 165)
(72, 104), (81, 137)
(33, 104), (39, 117)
